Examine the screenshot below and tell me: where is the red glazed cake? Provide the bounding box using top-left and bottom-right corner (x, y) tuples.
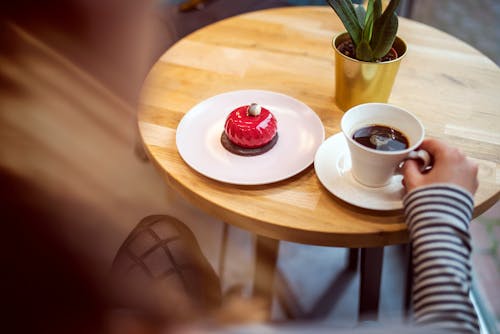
(221, 103), (278, 156)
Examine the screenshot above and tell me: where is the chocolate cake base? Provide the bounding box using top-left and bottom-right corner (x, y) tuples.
(220, 132), (278, 156)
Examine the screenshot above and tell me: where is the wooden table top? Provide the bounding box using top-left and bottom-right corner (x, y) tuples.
(138, 6), (500, 247)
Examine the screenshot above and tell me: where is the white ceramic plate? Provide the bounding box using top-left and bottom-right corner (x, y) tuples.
(314, 133), (405, 210)
(176, 90), (325, 185)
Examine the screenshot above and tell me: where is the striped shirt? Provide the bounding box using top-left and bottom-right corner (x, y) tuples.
(404, 184), (480, 334)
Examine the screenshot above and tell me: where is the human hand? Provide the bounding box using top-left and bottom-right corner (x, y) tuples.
(402, 138), (479, 195)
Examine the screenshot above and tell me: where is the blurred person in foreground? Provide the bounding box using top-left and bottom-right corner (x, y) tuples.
(0, 1), (187, 333)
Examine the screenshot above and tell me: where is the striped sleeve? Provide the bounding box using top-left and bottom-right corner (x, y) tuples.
(403, 184), (480, 334)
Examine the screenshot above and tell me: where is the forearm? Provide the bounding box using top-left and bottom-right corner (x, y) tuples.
(404, 184), (480, 333)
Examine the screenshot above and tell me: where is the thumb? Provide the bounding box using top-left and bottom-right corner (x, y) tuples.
(402, 159), (422, 190)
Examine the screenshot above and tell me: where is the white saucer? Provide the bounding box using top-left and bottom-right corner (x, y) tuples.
(176, 90), (324, 185)
(314, 133), (405, 211)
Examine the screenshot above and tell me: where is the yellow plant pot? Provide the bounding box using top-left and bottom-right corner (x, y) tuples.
(333, 32), (407, 111)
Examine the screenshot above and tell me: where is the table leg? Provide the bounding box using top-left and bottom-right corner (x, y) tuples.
(359, 247), (384, 322)
(275, 268), (306, 319)
(404, 243), (413, 320)
(253, 235), (279, 318)
(218, 223), (230, 287)
(347, 248), (359, 271)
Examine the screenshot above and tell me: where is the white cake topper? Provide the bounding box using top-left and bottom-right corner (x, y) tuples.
(248, 103), (261, 116)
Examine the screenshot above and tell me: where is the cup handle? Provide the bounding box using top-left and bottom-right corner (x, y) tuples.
(396, 149), (432, 174)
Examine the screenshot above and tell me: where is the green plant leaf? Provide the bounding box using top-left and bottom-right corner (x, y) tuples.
(362, 0), (375, 43)
(371, 12), (398, 59)
(326, 0), (362, 45)
(356, 40), (374, 61)
(373, 0), (382, 21)
(381, 0), (401, 17)
(354, 4), (366, 28)
(371, 0), (400, 59)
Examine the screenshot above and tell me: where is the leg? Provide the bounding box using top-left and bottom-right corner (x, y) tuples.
(358, 247), (384, 322)
(252, 235), (279, 319)
(347, 248), (359, 271)
(112, 215), (222, 312)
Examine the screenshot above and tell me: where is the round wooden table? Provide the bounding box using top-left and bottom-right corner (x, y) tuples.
(138, 6), (500, 319)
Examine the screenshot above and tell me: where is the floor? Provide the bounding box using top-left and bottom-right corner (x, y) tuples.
(411, 0), (500, 66)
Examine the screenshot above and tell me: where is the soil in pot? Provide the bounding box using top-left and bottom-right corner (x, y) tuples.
(338, 38), (398, 62)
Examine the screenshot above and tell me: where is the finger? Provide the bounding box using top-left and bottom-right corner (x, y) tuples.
(418, 138), (448, 159)
(470, 160), (479, 178)
(401, 159), (421, 189)
(469, 160), (479, 194)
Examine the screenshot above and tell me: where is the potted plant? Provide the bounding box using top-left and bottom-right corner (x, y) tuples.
(326, 0), (407, 110)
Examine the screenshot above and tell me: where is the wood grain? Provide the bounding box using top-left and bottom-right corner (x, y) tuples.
(138, 7), (500, 247)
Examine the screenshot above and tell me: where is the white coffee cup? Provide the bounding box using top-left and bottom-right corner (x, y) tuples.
(341, 103), (430, 188)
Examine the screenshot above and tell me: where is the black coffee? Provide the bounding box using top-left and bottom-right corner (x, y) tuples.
(352, 124), (409, 151)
